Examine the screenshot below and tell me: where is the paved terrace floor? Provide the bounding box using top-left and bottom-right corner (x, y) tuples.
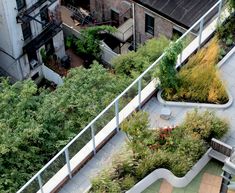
(59, 51), (235, 193)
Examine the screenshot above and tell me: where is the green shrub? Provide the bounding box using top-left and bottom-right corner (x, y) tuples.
(90, 110), (228, 192)
(91, 170), (121, 193)
(113, 37), (170, 79)
(75, 25), (116, 61)
(113, 52), (149, 79)
(182, 110), (229, 141)
(120, 175), (136, 191)
(217, 15), (235, 44)
(137, 36), (170, 62)
(158, 41), (183, 91)
(135, 150), (170, 179)
(121, 111), (152, 145)
(229, 0), (235, 10)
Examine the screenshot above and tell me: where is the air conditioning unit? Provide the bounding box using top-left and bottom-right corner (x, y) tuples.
(30, 59), (38, 69)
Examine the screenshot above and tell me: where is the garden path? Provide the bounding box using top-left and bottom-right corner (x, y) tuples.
(59, 51), (235, 193)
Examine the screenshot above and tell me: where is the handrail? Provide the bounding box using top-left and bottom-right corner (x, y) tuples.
(16, 0), (224, 192)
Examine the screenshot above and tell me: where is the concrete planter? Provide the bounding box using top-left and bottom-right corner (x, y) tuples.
(157, 45), (235, 109)
(127, 148), (212, 193)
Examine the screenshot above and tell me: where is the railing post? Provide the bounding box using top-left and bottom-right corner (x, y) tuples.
(198, 18), (204, 48)
(37, 174), (44, 193)
(217, 0), (223, 26)
(91, 124), (96, 155)
(179, 52), (183, 65)
(132, 2), (136, 51)
(138, 78), (142, 109)
(115, 99), (119, 132)
(65, 148), (72, 179)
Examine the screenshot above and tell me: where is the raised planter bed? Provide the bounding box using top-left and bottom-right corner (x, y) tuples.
(158, 44), (235, 108)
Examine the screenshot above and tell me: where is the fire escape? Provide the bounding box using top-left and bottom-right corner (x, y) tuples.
(16, 0), (62, 54)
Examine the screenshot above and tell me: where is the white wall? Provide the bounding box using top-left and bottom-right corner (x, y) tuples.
(0, 0), (66, 81)
(53, 31), (66, 58)
(42, 64), (63, 85)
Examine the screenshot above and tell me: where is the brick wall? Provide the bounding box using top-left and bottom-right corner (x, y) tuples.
(90, 0), (186, 44)
(135, 3), (174, 44)
(90, 0), (132, 23)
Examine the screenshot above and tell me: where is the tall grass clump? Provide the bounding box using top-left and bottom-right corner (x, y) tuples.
(163, 38), (228, 104)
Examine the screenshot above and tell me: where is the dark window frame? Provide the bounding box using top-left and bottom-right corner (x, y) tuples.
(21, 22), (32, 40)
(40, 6), (50, 28)
(16, 0), (26, 10)
(145, 14), (154, 35)
(172, 28), (183, 40)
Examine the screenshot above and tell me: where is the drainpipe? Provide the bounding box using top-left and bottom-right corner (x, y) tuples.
(132, 2), (136, 51)
(101, 0), (105, 21)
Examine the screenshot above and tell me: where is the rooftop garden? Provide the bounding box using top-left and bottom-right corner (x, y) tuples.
(3, 3), (235, 191)
(160, 38), (229, 104)
(0, 29), (170, 192)
(90, 110), (228, 192)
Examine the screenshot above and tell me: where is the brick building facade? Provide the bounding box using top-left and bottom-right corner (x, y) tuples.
(89, 0), (217, 45)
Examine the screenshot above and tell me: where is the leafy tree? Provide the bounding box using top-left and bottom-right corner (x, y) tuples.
(158, 41), (183, 91)
(113, 37), (170, 79)
(75, 25), (116, 62)
(38, 62), (129, 141)
(0, 62), (129, 193)
(0, 79), (44, 192)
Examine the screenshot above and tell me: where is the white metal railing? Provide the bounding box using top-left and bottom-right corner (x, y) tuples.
(17, 0), (224, 192)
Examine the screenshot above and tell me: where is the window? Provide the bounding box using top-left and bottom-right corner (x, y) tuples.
(21, 22), (32, 40)
(172, 28), (183, 40)
(111, 10), (120, 27)
(40, 6), (50, 28)
(45, 39), (55, 56)
(145, 14), (154, 35)
(16, 0), (26, 10)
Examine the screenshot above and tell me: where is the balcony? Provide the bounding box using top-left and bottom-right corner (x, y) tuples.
(16, 0), (57, 23)
(23, 21), (62, 54)
(112, 18), (134, 42)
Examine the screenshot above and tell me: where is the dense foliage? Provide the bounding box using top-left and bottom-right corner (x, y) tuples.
(158, 41), (183, 91)
(162, 38), (228, 104)
(0, 79), (44, 192)
(229, 0), (235, 10)
(90, 110), (228, 192)
(66, 25), (116, 63)
(113, 37), (170, 79)
(0, 62), (129, 193)
(217, 12), (235, 59)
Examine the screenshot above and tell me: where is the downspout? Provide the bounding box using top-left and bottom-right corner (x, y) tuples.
(101, 0), (105, 21)
(132, 1), (136, 51)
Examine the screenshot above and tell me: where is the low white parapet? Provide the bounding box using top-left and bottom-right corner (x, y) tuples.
(42, 64), (63, 86)
(127, 149), (212, 193)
